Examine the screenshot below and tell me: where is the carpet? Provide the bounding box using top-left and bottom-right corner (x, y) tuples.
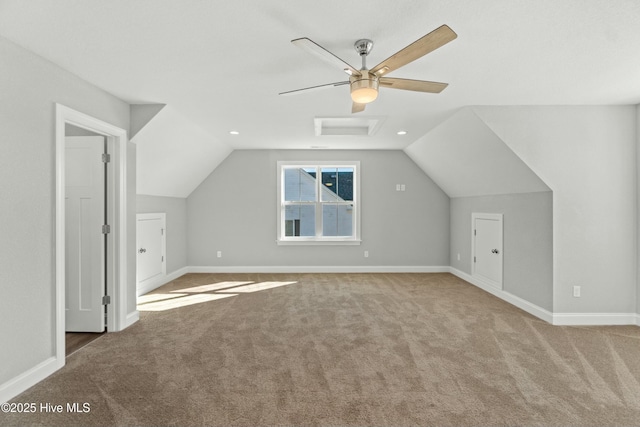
(2, 273), (639, 426)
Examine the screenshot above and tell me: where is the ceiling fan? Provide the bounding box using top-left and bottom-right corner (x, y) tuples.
(279, 25), (457, 113)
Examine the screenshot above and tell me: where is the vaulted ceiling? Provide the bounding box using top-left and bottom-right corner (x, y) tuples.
(1, 0), (639, 197)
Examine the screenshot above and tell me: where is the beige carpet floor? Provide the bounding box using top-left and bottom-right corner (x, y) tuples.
(2, 273), (640, 426)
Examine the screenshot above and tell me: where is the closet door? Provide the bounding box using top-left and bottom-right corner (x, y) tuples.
(472, 213), (503, 290)
(65, 136), (107, 332)
(136, 213), (166, 295)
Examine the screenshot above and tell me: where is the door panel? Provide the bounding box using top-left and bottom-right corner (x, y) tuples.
(65, 136), (106, 332)
(137, 213), (166, 295)
(472, 213), (503, 289)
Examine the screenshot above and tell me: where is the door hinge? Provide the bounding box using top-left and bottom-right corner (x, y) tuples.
(102, 153), (111, 163)
(474, 229), (476, 236)
(474, 256), (476, 263)
(161, 228), (164, 235)
(102, 224), (111, 234)
(161, 255), (164, 262)
(102, 295), (111, 305)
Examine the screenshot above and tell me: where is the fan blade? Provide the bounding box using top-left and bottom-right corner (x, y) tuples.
(379, 77), (448, 93)
(279, 81), (349, 96)
(370, 25), (457, 76)
(352, 102), (366, 113)
(292, 38), (361, 76)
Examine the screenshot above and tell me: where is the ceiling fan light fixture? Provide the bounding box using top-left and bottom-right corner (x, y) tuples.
(284, 26), (457, 111)
(350, 74), (379, 104)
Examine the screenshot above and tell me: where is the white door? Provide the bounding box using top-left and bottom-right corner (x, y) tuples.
(65, 136), (106, 332)
(136, 213), (166, 295)
(472, 213), (503, 289)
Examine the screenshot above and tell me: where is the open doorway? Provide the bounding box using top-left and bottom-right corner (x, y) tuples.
(55, 104), (133, 365)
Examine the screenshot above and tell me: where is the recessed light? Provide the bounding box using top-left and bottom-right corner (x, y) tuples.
(229, 131), (239, 135)
(397, 130), (408, 135)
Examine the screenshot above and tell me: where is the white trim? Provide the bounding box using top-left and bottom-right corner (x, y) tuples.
(189, 265), (450, 274)
(276, 239), (362, 246)
(0, 357), (58, 404)
(450, 267), (640, 327)
(57, 104), (131, 336)
(137, 266), (189, 296)
(552, 312), (639, 326)
(450, 267), (554, 323)
(124, 311), (140, 329)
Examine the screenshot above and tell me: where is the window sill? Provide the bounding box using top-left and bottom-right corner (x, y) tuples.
(277, 239), (362, 246)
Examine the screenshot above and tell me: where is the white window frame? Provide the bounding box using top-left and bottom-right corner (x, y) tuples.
(277, 161), (361, 245)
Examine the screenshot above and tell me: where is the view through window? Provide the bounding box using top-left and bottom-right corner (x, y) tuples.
(278, 161), (360, 244)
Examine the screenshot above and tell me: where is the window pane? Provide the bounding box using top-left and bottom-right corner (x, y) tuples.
(284, 168), (316, 202)
(284, 205), (315, 236)
(322, 204), (353, 237)
(321, 167), (353, 202)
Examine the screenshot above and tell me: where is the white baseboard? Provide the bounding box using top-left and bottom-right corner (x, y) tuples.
(552, 312), (639, 326)
(124, 310), (140, 329)
(137, 266), (190, 296)
(449, 267), (554, 323)
(449, 267), (640, 327)
(188, 265), (451, 274)
(0, 356), (62, 404)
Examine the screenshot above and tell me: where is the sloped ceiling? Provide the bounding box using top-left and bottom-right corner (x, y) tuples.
(133, 105), (232, 197)
(405, 107), (550, 197)
(1, 1), (639, 197)
(130, 104), (165, 140)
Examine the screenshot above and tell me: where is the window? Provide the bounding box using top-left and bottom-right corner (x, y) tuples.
(277, 161), (360, 245)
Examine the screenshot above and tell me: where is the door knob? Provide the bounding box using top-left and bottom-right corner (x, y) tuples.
(491, 249), (499, 254)
(139, 248), (146, 253)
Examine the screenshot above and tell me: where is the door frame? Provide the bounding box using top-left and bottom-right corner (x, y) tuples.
(55, 104), (130, 362)
(471, 212), (504, 290)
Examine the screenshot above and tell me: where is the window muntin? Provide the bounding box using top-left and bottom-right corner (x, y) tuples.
(277, 161), (360, 244)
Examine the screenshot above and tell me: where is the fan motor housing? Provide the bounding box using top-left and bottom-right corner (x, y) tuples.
(350, 72), (379, 104)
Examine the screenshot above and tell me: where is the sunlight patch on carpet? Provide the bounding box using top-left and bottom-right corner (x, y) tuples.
(138, 281), (299, 311)
(138, 293), (237, 311)
(172, 281), (253, 293)
(223, 281), (298, 293)
(137, 293), (188, 304)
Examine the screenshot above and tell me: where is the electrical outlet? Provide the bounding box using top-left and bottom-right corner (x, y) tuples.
(457, 253), (460, 261)
(396, 184), (401, 191)
(573, 285), (581, 297)
(364, 250), (369, 258)
(217, 251), (222, 258)
(400, 184), (406, 191)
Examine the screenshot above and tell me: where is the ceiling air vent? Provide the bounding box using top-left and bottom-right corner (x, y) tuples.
(314, 116), (385, 137)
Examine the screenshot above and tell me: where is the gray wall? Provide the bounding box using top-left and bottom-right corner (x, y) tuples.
(137, 195), (188, 274)
(450, 192), (553, 311)
(0, 36), (132, 385)
(187, 150), (450, 267)
(475, 106), (636, 314)
(637, 105), (640, 317)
